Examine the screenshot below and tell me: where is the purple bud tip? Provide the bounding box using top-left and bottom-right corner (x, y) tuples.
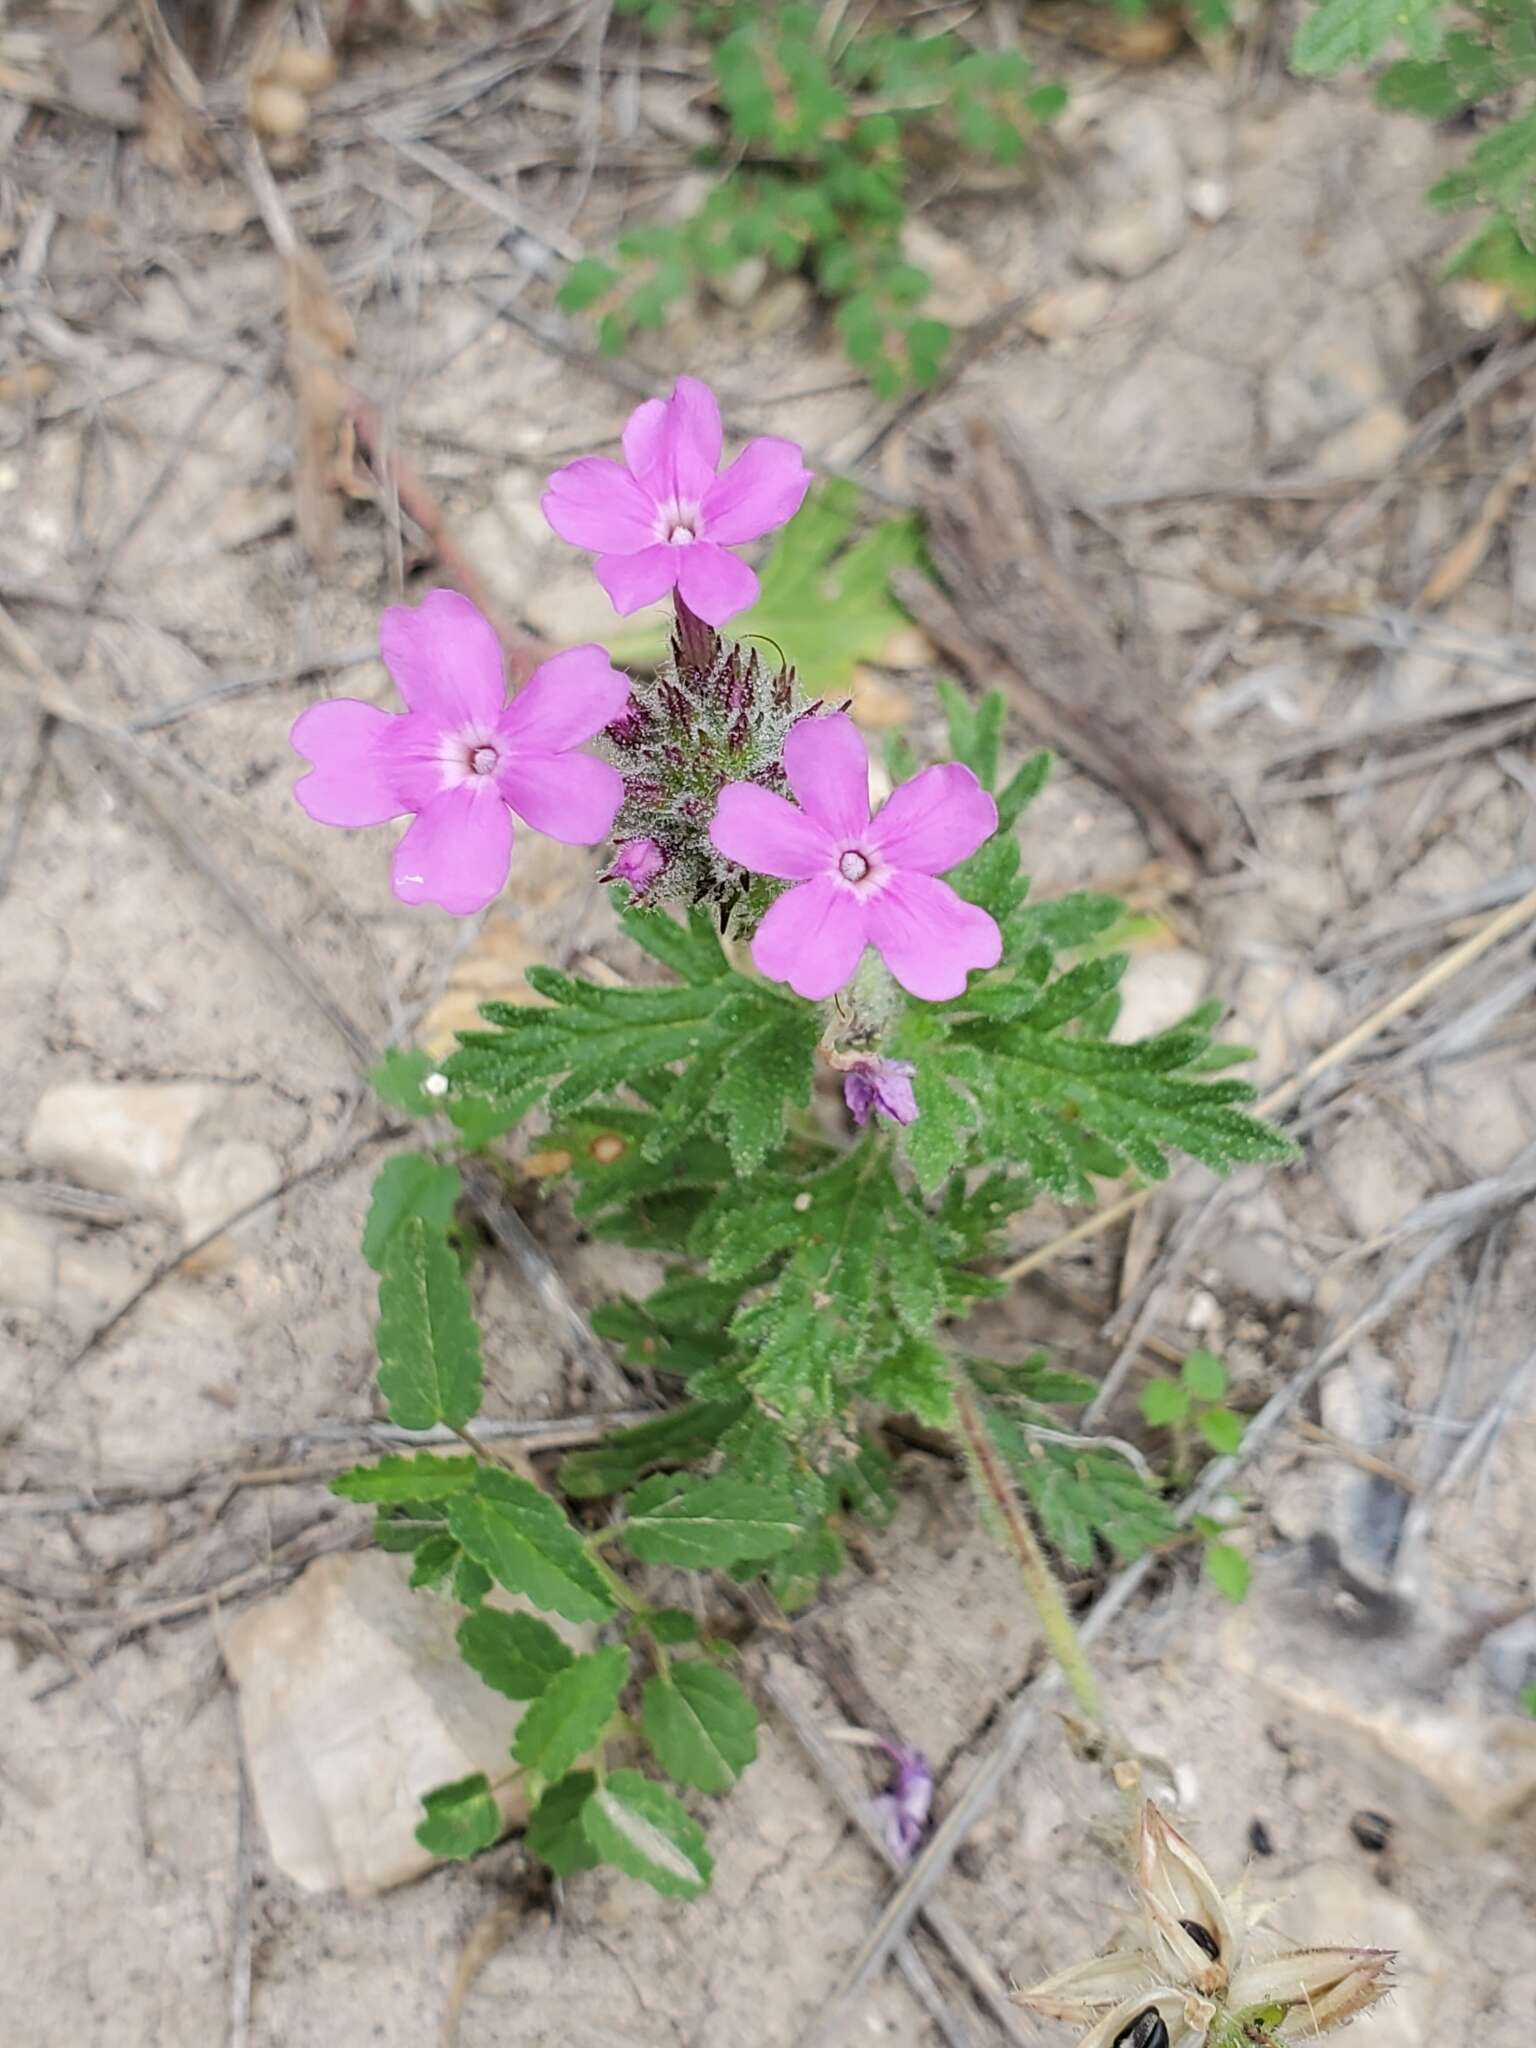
(603, 837), (665, 894)
(843, 1058), (919, 1128)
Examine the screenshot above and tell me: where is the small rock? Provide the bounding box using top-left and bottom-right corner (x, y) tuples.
(174, 1139), (281, 1245)
(26, 1082), (216, 1201)
(1113, 945), (1209, 1042)
(1025, 280), (1114, 342)
(224, 1551), (588, 1896)
(706, 255), (768, 310)
(1082, 106), (1187, 280)
(900, 219), (1008, 328)
(1278, 1862), (1443, 2045)
(0, 1205), (58, 1312)
(847, 668), (914, 732)
(1264, 305), (1392, 452)
(1186, 176), (1231, 224)
(1312, 403), (1413, 481)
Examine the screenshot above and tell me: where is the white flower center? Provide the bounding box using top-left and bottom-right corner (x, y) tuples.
(667, 521), (695, 545)
(469, 744), (499, 777)
(838, 849), (872, 884)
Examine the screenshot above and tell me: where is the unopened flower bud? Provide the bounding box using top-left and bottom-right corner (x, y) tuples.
(872, 1741), (932, 1862)
(603, 836), (665, 895)
(843, 1058), (919, 1128)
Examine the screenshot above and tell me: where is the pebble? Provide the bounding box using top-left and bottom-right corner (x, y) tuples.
(173, 1139), (281, 1246)
(0, 1204), (58, 1312)
(1082, 106), (1187, 280)
(25, 1082), (216, 1201)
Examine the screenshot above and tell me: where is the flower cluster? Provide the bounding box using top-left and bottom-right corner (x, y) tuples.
(290, 374), (1004, 1038)
(1016, 1803), (1395, 2048)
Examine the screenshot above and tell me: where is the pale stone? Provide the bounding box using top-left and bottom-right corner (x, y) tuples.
(1223, 1597), (1536, 1839)
(900, 218), (1009, 327)
(1113, 946), (1209, 1042)
(0, 1204), (58, 1311)
(1278, 1862), (1444, 2046)
(223, 1551), (585, 1897)
(26, 1082), (216, 1200)
(1025, 280), (1114, 342)
(1265, 305), (1392, 452)
(1312, 403), (1414, 480)
(173, 1139), (281, 1243)
(706, 256), (768, 309)
(1082, 106), (1187, 280)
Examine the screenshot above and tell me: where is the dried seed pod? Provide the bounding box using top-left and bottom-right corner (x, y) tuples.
(1112, 2011), (1169, 2048)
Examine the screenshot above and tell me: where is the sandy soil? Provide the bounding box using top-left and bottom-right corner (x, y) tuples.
(2, 9), (1534, 2047)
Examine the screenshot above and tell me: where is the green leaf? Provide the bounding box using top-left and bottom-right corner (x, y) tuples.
(1198, 1406), (1245, 1454)
(456, 1609), (575, 1700)
(331, 1453), (480, 1505)
(376, 1216), (483, 1431)
(646, 1607), (699, 1645)
(1204, 1540), (1251, 1603)
(453, 1554), (492, 1607)
(369, 1048), (442, 1116)
(642, 1662), (759, 1792)
(1181, 1349), (1228, 1401)
(581, 1769), (713, 1897)
(558, 256), (621, 312)
(1520, 1683), (1536, 1717)
(512, 1645), (630, 1781)
(867, 1335), (955, 1426)
(620, 1475), (804, 1568)
(735, 480), (925, 692)
(1140, 1377), (1191, 1426)
(363, 1156), (461, 1272)
(409, 1533), (461, 1589)
(526, 1770), (601, 1875)
(447, 1468), (617, 1624)
(559, 1399), (747, 1499)
(415, 1773), (502, 1860)
(1292, 0), (1417, 74)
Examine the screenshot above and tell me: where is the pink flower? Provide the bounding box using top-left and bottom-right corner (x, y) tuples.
(844, 1058), (918, 1128)
(291, 589), (628, 917)
(542, 376), (812, 627)
(873, 1742), (933, 1863)
(603, 836), (666, 895)
(710, 714), (1002, 1002)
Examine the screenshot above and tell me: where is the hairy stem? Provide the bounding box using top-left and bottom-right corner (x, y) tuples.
(950, 1376), (1130, 1772)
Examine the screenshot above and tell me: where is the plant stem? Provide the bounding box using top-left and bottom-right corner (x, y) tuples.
(950, 1377), (1130, 1772)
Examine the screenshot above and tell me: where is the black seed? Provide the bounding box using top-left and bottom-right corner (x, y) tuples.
(1180, 1917), (1221, 1961)
(1350, 1809), (1393, 1853)
(1113, 2012), (1170, 2048)
(1248, 1817), (1275, 1857)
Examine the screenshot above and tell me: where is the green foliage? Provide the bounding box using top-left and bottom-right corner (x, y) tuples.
(1521, 1682), (1536, 1715)
(456, 1609), (575, 1700)
(362, 1156), (461, 1272)
(1139, 1350), (1247, 1459)
(579, 1769), (714, 1897)
(512, 1646), (631, 1780)
(375, 1216), (482, 1431)
(449, 1468), (618, 1624)
(562, 5), (1063, 391)
(1292, 0), (1536, 299)
(641, 1661), (759, 1790)
(346, 684), (1291, 1904)
(415, 1773), (502, 1859)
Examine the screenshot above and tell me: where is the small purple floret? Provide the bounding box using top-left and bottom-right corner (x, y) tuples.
(873, 1741), (933, 1863)
(604, 836), (666, 895)
(843, 1058), (919, 1128)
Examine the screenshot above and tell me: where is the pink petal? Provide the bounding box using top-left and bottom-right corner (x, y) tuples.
(700, 436), (813, 544)
(622, 376), (722, 506)
(783, 713), (871, 837)
(373, 711), (455, 812)
(500, 645), (630, 753)
(542, 456), (659, 553)
(291, 699), (407, 827)
(595, 544), (680, 615)
(390, 785), (512, 916)
(868, 763), (998, 875)
(711, 782), (834, 879)
(751, 876), (868, 1001)
(867, 874), (1002, 1001)
(498, 750), (624, 844)
(379, 590), (506, 730)
(676, 540), (758, 625)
